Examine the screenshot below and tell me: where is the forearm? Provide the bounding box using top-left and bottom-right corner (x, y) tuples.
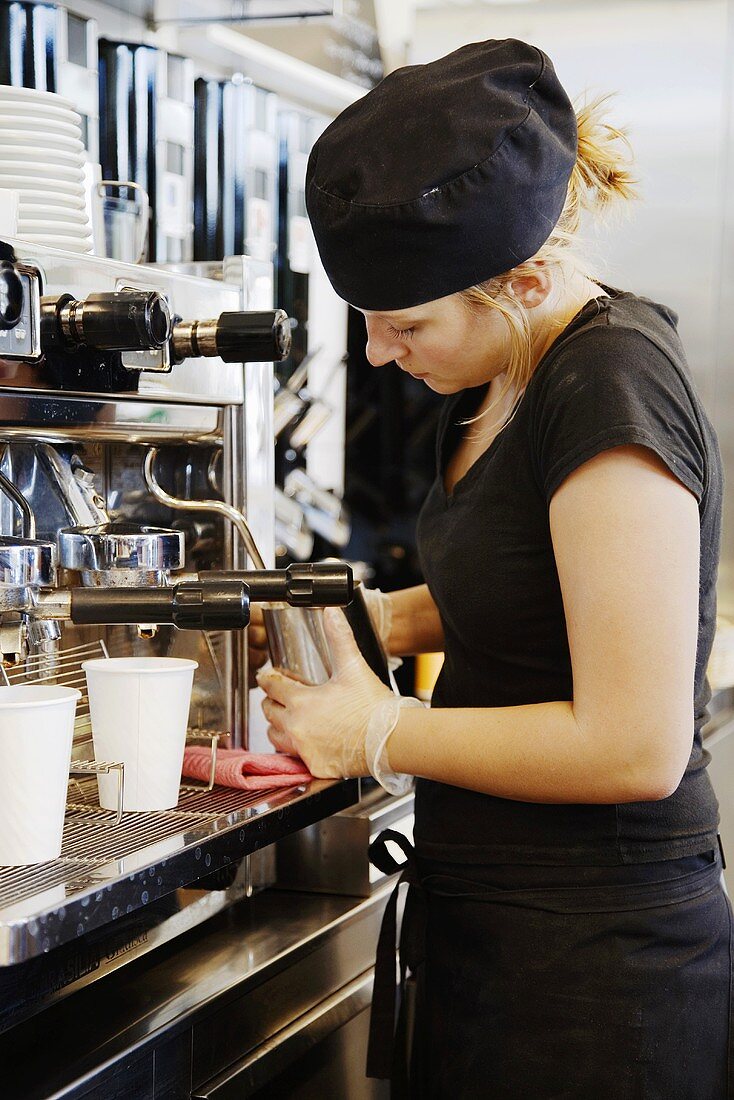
(387, 584), (444, 656)
(387, 700), (681, 804)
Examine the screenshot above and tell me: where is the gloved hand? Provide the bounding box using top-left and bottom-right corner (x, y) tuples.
(360, 586), (393, 647)
(257, 605), (420, 783)
(360, 586), (403, 673)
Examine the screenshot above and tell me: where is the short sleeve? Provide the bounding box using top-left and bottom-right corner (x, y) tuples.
(529, 325), (707, 505)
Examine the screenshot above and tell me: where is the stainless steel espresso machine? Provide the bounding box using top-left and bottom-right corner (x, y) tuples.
(0, 238), (395, 1100)
(0, 238), (350, 731)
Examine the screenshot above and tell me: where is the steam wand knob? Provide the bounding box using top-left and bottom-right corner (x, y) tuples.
(41, 290), (172, 352)
(171, 309), (292, 364)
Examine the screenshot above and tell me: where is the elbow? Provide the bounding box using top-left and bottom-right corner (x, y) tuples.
(583, 714), (690, 803)
(614, 740), (689, 803)
(621, 774), (682, 803)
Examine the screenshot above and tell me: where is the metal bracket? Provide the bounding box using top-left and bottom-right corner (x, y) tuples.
(180, 733), (220, 794)
(69, 760), (125, 826)
(151, 3), (341, 29)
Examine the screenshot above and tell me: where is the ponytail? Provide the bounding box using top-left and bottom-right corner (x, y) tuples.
(561, 94), (637, 235)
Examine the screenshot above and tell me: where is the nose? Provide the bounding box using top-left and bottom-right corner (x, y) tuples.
(364, 319), (406, 368)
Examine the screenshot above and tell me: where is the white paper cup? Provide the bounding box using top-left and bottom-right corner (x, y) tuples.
(82, 657), (197, 812)
(0, 685), (80, 866)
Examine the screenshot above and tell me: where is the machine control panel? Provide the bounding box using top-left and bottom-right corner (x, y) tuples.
(0, 262), (42, 361)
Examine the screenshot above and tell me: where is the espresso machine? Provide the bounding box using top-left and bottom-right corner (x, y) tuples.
(0, 234), (366, 1082)
(0, 238), (349, 724)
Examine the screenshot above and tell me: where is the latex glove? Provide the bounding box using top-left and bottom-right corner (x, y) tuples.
(360, 586), (403, 673)
(247, 604), (269, 687)
(257, 605), (411, 781)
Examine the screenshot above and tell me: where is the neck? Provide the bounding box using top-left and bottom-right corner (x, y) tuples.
(474, 274), (607, 429)
(531, 273), (607, 368)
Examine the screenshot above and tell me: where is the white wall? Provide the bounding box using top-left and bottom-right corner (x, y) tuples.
(410, 1), (729, 407)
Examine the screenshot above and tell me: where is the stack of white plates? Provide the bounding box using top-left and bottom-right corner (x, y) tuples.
(0, 85), (93, 254)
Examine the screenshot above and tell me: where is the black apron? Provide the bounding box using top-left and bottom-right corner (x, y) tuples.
(367, 830), (733, 1099)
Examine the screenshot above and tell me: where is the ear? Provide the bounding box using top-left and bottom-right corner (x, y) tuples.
(505, 264), (552, 309)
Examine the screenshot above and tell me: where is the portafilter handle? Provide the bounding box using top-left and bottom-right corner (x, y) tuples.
(68, 580), (250, 630)
(201, 562), (354, 607)
(61, 563), (354, 630)
(0, 260), (23, 331)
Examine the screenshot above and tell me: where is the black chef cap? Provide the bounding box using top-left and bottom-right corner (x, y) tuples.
(306, 38), (578, 311)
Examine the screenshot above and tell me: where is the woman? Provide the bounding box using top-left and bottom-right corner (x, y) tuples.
(255, 39), (730, 1098)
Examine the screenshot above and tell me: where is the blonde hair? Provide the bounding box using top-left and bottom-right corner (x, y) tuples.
(460, 95), (637, 437)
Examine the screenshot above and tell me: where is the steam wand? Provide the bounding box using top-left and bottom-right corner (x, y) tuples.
(143, 448), (266, 570)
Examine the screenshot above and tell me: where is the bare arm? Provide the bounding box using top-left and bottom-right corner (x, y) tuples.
(387, 584), (445, 656)
(388, 445), (699, 803)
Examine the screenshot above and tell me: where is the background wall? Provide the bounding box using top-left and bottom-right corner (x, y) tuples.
(409, 0), (734, 612)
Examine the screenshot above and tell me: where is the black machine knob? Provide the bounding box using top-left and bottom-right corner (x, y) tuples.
(0, 261), (23, 331)
(216, 310), (291, 362)
(171, 309), (292, 364)
(202, 562), (354, 607)
(41, 290), (172, 352)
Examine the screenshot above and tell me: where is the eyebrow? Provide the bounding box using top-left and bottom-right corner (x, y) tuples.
(366, 311), (422, 323)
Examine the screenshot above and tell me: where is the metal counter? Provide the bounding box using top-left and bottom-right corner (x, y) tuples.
(0, 880), (393, 1099)
(0, 775), (358, 966)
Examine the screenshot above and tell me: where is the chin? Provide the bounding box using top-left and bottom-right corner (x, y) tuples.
(422, 377), (461, 394)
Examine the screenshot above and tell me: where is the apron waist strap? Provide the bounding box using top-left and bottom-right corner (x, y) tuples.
(366, 829), (425, 1081)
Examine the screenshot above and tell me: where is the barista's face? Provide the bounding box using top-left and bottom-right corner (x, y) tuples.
(360, 292), (511, 394)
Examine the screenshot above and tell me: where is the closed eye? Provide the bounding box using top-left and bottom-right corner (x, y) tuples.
(387, 323), (415, 340)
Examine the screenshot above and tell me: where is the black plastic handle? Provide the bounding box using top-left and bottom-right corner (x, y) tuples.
(215, 309), (291, 363)
(201, 562), (354, 606)
(70, 580), (249, 629)
(41, 291), (171, 352)
(78, 291), (171, 350)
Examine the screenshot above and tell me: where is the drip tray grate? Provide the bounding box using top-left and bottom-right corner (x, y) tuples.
(0, 639), (108, 742)
(0, 777), (274, 913)
(0, 861), (85, 911)
(0, 774), (336, 937)
(0, 769), (358, 967)
(0, 637), (361, 966)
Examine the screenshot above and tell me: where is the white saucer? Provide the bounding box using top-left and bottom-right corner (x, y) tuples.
(0, 162), (85, 181)
(0, 130), (85, 152)
(17, 206), (88, 224)
(0, 86), (77, 111)
(0, 101), (82, 124)
(18, 232), (92, 252)
(0, 114), (80, 137)
(10, 188), (86, 208)
(0, 145), (85, 167)
(17, 220), (91, 236)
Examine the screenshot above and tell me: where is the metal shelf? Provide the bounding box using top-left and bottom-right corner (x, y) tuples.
(0, 775), (358, 966)
(82, 0), (339, 25)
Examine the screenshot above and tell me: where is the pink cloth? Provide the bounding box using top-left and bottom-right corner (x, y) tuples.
(182, 746), (312, 791)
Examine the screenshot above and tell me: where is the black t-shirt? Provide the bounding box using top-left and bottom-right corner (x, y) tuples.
(415, 288), (722, 865)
